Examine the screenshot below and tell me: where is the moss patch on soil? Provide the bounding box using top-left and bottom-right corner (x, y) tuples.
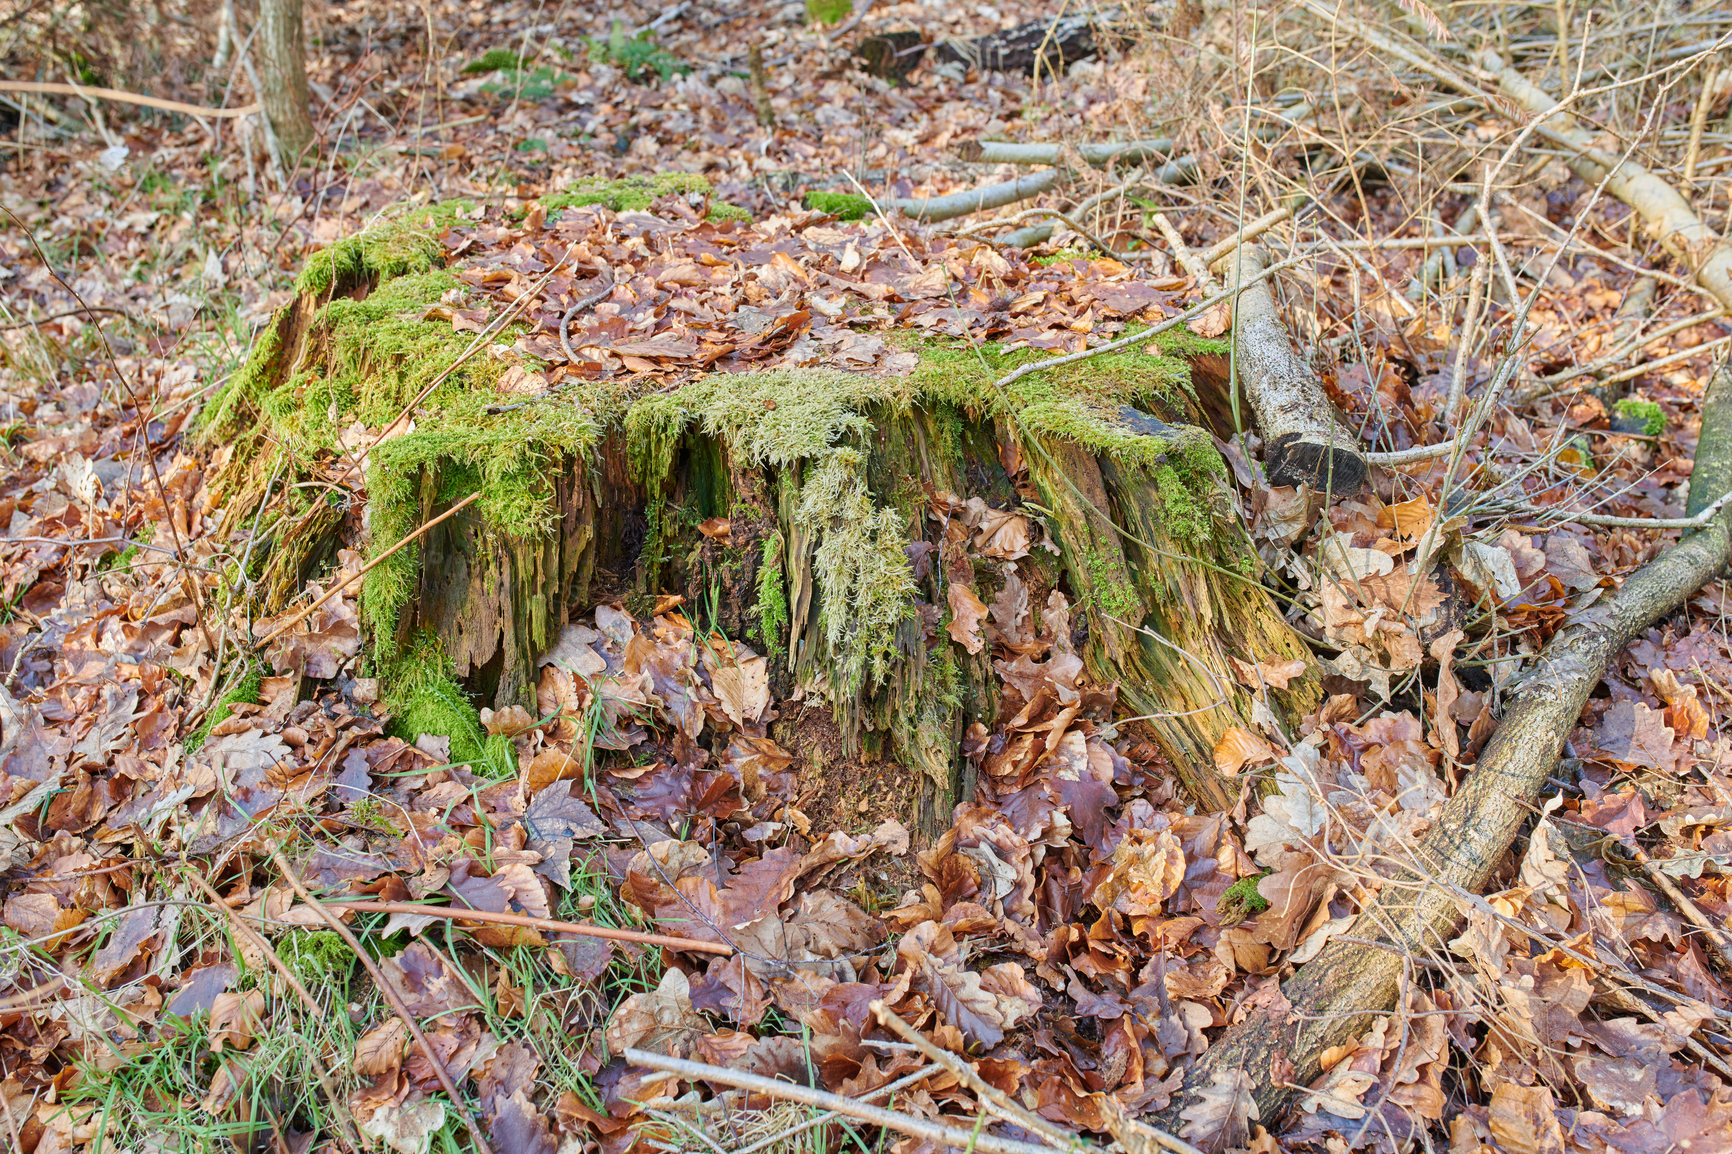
(543, 173), (749, 223)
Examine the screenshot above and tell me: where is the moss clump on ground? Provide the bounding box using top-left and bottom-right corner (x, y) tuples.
(185, 662), (264, 753)
(277, 929), (355, 986)
(805, 0), (852, 24)
(802, 191), (872, 221)
(463, 48), (526, 73)
(542, 173), (748, 223)
(378, 637), (515, 777)
(1216, 872), (1272, 926)
(1614, 396), (1666, 437)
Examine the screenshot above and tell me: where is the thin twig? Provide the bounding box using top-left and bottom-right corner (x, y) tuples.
(269, 847), (495, 1154)
(317, 899), (734, 955)
(0, 79), (260, 118)
(255, 491), (480, 649)
(622, 1050), (1087, 1154)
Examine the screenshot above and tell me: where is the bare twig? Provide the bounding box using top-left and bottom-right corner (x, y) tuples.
(255, 491), (480, 650)
(0, 80), (260, 118)
(316, 899), (735, 955)
(269, 847), (494, 1154)
(623, 1050), (1087, 1154)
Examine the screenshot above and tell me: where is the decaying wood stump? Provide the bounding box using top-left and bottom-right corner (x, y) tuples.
(203, 211), (1321, 840)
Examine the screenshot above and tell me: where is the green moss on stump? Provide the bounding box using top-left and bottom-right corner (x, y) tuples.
(216, 187), (1251, 774)
(1614, 397), (1666, 437)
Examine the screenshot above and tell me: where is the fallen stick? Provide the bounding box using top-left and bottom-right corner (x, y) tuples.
(1162, 361), (1732, 1134)
(954, 137), (1173, 166)
(316, 898), (734, 955)
(898, 156), (1195, 222)
(1213, 243), (1368, 492)
(1488, 53), (1732, 312)
(1300, 2), (1732, 314)
(0, 80), (260, 119)
(623, 1049), (1081, 1154)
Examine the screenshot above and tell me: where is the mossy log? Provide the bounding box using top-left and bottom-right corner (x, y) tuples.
(202, 210), (1323, 838)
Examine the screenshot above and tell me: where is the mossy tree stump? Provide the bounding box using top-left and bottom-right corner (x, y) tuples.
(203, 205), (1321, 838)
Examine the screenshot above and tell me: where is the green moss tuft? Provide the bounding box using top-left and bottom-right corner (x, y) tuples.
(706, 200), (753, 224)
(797, 449), (917, 698)
(1614, 397), (1667, 437)
(463, 48), (526, 73)
(292, 205), (469, 298)
(805, 0), (852, 24)
(755, 532), (790, 659)
(1216, 872), (1272, 926)
(378, 637), (516, 776)
(276, 929), (355, 985)
(802, 191), (872, 221)
(185, 662), (264, 753)
(543, 173), (711, 216)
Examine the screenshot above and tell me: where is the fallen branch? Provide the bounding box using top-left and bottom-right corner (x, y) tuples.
(897, 156), (1195, 222)
(623, 1049), (1081, 1154)
(316, 898), (734, 955)
(1213, 243), (1368, 491)
(1488, 53), (1732, 312)
(1162, 361), (1732, 1133)
(954, 137), (1173, 166)
(1300, 1), (1732, 314)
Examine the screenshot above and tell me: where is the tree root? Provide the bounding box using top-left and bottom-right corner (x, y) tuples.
(1159, 362), (1732, 1135)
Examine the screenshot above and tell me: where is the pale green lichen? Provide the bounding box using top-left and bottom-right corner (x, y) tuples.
(628, 370), (896, 483)
(797, 449), (917, 698)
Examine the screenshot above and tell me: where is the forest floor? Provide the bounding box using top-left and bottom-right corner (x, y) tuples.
(5, 1), (1732, 1153)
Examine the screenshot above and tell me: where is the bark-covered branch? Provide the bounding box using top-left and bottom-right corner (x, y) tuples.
(954, 137), (1174, 166)
(1161, 362), (1732, 1133)
(1487, 53), (1732, 312)
(895, 155), (1195, 222)
(1213, 244), (1368, 492)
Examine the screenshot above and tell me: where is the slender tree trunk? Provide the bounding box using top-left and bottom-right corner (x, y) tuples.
(255, 0), (315, 166)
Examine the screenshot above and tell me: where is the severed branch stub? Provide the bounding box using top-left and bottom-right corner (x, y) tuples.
(1160, 361), (1732, 1135)
(1213, 243), (1368, 492)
